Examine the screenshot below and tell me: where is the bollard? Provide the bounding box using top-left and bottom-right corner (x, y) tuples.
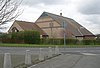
(48, 47), (53, 57)
(4, 53), (12, 68)
(39, 48), (44, 61)
(55, 46), (60, 55)
(25, 50), (31, 65)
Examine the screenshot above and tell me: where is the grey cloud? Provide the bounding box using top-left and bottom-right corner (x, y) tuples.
(78, 0), (100, 15)
(22, 0), (68, 6)
(86, 15), (100, 25)
(86, 15), (100, 33)
(78, 0), (100, 34)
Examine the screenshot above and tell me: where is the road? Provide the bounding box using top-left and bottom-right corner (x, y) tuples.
(0, 47), (100, 68)
(0, 47), (100, 54)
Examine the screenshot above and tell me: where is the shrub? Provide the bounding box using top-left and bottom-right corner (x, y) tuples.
(95, 39), (100, 45)
(1, 30), (40, 44)
(23, 30), (40, 44)
(40, 38), (78, 45)
(65, 39), (78, 45)
(82, 40), (95, 45)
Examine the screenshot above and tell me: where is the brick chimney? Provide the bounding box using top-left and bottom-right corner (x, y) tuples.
(60, 12), (62, 16)
(60, 10), (62, 16)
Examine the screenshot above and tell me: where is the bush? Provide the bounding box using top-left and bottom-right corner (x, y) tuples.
(0, 33), (11, 43)
(40, 38), (78, 45)
(1, 30), (40, 44)
(1, 32), (100, 45)
(23, 30), (40, 44)
(66, 39), (78, 45)
(82, 40), (95, 45)
(95, 39), (100, 45)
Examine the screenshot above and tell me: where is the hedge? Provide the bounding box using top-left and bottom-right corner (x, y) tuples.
(82, 40), (95, 45)
(1, 30), (40, 44)
(40, 38), (100, 45)
(23, 30), (40, 44)
(81, 39), (100, 45)
(1, 32), (100, 45)
(40, 38), (78, 45)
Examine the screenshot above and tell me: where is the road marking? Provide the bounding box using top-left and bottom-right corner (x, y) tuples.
(82, 53), (98, 55)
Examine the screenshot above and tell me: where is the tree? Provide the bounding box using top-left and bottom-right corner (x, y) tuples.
(0, 0), (22, 25)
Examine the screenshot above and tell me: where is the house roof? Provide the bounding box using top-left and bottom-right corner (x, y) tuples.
(38, 12), (94, 37)
(13, 20), (46, 35)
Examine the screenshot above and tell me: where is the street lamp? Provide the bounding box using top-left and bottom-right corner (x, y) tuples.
(62, 22), (67, 47)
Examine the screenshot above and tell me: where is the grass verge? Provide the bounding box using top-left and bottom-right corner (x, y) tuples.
(0, 43), (100, 48)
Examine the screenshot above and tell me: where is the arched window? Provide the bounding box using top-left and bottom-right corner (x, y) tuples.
(42, 35), (49, 38)
(12, 27), (19, 32)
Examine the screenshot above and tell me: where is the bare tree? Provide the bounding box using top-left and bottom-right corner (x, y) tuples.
(0, 0), (22, 25)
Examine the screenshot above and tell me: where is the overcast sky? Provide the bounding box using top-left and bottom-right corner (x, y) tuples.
(1, 0), (100, 34)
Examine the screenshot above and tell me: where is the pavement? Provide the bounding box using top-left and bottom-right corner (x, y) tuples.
(29, 53), (100, 68)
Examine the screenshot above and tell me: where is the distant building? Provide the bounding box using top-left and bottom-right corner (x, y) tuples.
(35, 12), (95, 40)
(8, 12), (95, 40)
(8, 20), (46, 37)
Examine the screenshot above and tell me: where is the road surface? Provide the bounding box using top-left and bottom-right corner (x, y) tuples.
(0, 47), (100, 54)
(0, 47), (100, 68)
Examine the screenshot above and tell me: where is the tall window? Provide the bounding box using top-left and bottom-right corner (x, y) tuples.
(49, 22), (53, 28)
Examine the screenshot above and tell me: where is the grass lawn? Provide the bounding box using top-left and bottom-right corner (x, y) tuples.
(0, 43), (100, 48)
(0, 43), (64, 47)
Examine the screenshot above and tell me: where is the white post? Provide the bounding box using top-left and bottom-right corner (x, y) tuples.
(55, 46), (60, 55)
(39, 48), (44, 61)
(25, 50), (31, 65)
(4, 53), (12, 68)
(48, 47), (53, 57)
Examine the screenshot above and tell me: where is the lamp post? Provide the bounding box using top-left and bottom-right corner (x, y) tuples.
(62, 22), (66, 47)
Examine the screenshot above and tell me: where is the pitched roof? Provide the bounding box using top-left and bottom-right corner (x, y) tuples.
(14, 20), (46, 35)
(39, 12), (94, 36)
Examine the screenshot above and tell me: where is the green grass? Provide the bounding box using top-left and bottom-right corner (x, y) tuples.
(0, 43), (100, 48)
(0, 43), (61, 47)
